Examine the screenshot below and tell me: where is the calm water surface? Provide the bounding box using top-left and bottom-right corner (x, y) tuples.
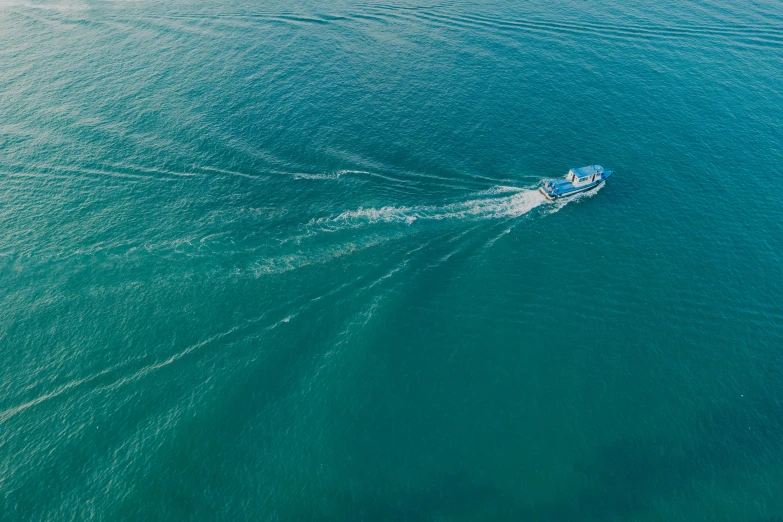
(1, 0), (783, 520)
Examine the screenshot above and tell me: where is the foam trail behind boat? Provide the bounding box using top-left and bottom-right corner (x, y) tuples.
(311, 186), (547, 231)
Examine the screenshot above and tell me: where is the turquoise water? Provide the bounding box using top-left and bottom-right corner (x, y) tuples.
(2, 0), (783, 519)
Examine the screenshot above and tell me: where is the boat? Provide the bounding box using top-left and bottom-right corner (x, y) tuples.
(538, 165), (613, 200)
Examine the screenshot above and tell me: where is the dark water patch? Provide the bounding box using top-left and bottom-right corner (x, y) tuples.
(323, 474), (516, 522)
(316, 377), (783, 521)
(554, 391), (783, 520)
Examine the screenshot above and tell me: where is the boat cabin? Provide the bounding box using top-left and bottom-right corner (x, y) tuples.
(567, 165), (604, 186)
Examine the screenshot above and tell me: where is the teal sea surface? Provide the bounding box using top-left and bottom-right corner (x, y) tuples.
(2, 0), (783, 520)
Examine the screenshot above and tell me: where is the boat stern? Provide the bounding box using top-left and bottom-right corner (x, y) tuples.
(538, 182), (558, 200)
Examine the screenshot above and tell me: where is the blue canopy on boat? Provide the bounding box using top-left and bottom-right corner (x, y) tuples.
(569, 165), (603, 177)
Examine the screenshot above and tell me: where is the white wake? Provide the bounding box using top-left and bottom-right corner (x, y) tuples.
(311, 186), (548, 230)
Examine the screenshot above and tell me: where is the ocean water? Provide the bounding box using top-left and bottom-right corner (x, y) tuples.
(2, 0), (783, 520)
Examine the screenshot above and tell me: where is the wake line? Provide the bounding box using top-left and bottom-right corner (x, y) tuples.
(311, 186), (546, 230)
(409, 11), (783, 49)
(254, 184), (601, 282)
